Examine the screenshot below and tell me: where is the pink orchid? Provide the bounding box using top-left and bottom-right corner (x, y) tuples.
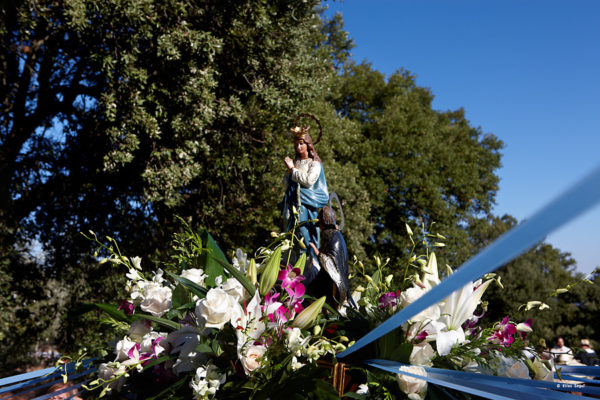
(118, 299), (134, 315)
(489, 316), (517, 347)
(264, 292), (280, 307)
(268, 304), (291, 324)
(278, 265), (304, 289)
(285, 280), (305, 302)
(378, 292), (397, 309)
(127, 343), (141, 360)
(292, 301), (304, 314)
(415, 330), (428, 342)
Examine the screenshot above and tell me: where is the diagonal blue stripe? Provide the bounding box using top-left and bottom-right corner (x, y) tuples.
(0, 359), (96, 395)
(337, 166), (600, 359)
(559, 365), (600, 376)
(366, 359), (596, 400)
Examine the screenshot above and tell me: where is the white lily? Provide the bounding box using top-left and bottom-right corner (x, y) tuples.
(232, 290), (265, 351)
(421, 252), (440, 289)
(436, 279), (492, 356)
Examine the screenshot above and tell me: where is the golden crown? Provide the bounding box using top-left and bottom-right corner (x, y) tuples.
(290, 125), (310, 140)
(291, 113), (322, 144)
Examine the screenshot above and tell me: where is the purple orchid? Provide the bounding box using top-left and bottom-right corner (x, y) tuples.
(285, 280), (306, 305)
(489, 316), (517, 347)
(278, 265), (305, 289)
(118, 299), (134, 315)
(378, 292), (397, 309)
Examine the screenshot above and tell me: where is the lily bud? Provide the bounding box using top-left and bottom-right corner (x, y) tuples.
(246, 258), (257, 285)
(294, 253), (307, 274)
(259, 247), (282, 296)
(297, 237), (306, 249)
(385, 274), (393, 286)
(313, 325), (321, 335)
(292, 296), (326, 329)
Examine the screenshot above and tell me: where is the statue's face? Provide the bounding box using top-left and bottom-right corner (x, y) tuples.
(294, 138), (308, 159)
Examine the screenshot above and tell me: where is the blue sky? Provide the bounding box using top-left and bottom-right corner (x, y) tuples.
(325, 0), (600, 274)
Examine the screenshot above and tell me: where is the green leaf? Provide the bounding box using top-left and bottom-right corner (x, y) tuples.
(166, 271), (208, 299)
(312, 379), (339, 400)
(165, 308), (183, 320)
(371, 269), (381, 287)
(342, 393), (366, 399)
(389, 342), (413, 363)
(195, 343), (212, 353)
(171, 284), (188, 309)
(133, 314), (182, 331)
(211, 255), (256, 297)
(79, 303), (130, 322)
(176, 301), (196, 311)
(199, 229), (227, 287)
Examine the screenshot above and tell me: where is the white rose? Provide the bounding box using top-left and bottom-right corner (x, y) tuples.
(397, 366), (428, 400)
(196, 288), (243, 329)
(497, 356), (531, 380)
(240, 345), (267, 375)
(399, 286), (439, 323)
(114, 337), (136, 362)
(140, 283), (172, 317)
(221, 277), (247, 303)
(409, 342), (436, 366)
(399, 286), (426, 308)
(532, 357), (554, 381)
(128, 320), (152, 342)
(98, 362), (127, 392)
(181, 268), (206, 286)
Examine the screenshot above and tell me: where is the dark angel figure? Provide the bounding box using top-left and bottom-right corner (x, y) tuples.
(309, 206), (357, 314)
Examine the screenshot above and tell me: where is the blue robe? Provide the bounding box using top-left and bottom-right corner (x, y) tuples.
(282, 163), (329, 279)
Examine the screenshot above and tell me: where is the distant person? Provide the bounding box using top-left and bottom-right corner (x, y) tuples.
(551, 337), (574, 365)
(577, 339), (598, 366)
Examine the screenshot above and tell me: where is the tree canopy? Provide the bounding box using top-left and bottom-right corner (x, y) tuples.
(327, 62), (504, 265)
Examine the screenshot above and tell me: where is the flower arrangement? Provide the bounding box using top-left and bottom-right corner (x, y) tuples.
(74, 221), (557, 399)
(343, 224), (556, 399)
(79, 222), (348, 399)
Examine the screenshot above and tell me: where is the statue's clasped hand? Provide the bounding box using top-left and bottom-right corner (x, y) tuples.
(284, 157), (294, 171)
